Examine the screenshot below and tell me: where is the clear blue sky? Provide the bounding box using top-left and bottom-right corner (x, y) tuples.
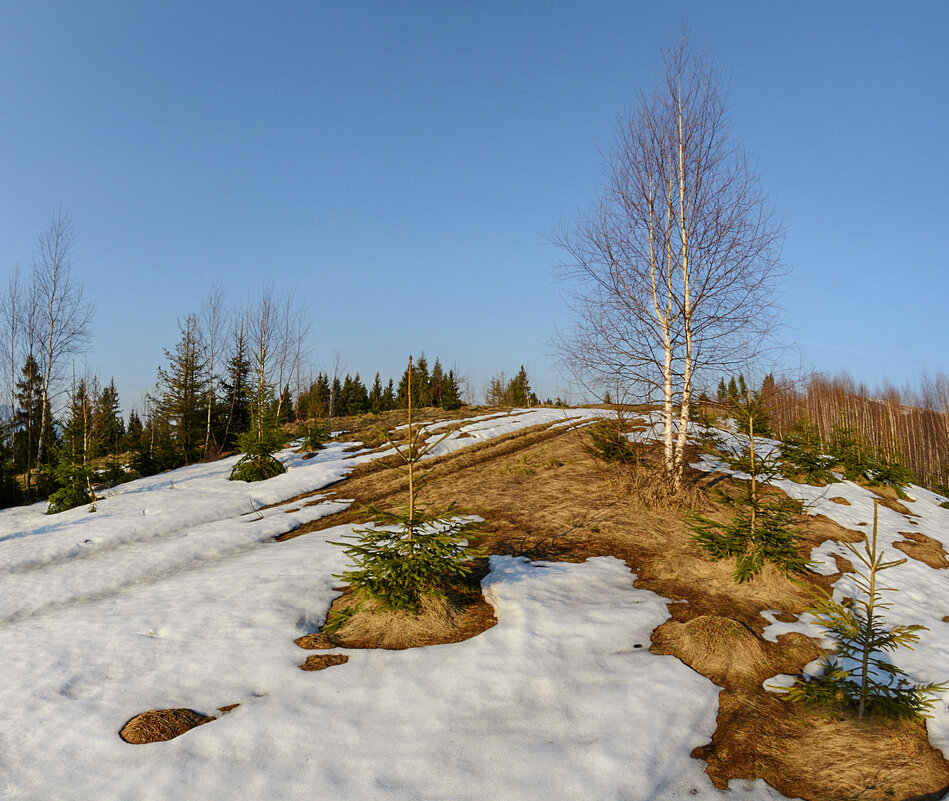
(1, 1), (946, 411)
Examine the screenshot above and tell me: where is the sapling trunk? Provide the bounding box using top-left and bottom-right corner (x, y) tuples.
(407, 355), (414, 544)
(858, 499), (880, 718)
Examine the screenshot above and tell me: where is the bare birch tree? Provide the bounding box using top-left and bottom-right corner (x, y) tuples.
(32, 212), (94, 466)
(556, 36), (783, 491)
(200, 283), (226, 457)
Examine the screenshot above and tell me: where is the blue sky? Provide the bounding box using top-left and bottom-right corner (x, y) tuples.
(0, 1), (946, 411)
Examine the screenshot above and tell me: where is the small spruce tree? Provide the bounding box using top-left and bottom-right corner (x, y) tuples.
(332, 356), (479, 614)
(786, 499), (946, 720)
(689, 388), (807, 581)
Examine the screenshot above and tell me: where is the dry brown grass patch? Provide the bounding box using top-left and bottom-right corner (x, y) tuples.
(894, 531), (949, 569)
(829, 496), (851, 505)
(651, 615), (770, 689)
(300, 654), (349, 671)
(695, 691), (949, 801)
(119, 708), (215, 744)
(873, 487), (917, 517)
(310, 588), (496, 651)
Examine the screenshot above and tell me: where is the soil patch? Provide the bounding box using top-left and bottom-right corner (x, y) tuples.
(894, 532), (949, 569)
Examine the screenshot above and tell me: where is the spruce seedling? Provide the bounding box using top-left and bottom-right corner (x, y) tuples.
(690, 387), (807, 581)
(332, 356), (479, 614)
(787, 499), (946, 720)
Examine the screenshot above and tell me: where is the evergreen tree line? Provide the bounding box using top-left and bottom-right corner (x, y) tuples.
(296, 354), (464, 421)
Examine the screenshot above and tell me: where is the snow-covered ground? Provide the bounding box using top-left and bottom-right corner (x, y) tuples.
(0, 407), (807, 800)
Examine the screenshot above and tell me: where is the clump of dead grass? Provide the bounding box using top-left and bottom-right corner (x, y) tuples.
(119, 708), (215, 744)
(696, 691), (949, 801)
(300, 654), (349, 671)
(303, 588), (496, 651)
(651, 615), (770, 689)
(894, 531), (949, 569)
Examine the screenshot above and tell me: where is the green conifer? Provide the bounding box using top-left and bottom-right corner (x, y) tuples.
(332, 356), (479, 614)
(689, 388), (806, 581)
(786, 500), (946, 720)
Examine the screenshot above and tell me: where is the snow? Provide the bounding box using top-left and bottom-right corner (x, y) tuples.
(691, 440), (949, 761)
(0, 410), (812, 800)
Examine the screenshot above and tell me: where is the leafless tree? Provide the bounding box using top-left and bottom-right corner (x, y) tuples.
(200, 283), (227, 457)
(556, 36), (783, 491)
(32, 211), (95, 466)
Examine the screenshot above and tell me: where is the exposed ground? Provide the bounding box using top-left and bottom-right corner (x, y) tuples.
(279, 408), (949, 801)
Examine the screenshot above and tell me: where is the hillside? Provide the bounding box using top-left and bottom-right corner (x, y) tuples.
(1, 407), (948, 800)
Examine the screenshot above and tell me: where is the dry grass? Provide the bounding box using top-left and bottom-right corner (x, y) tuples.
(276, 409), (949, 798)
(651, 615), (771, 689)
(828, 496), (851, 505)
(894, 531), (949, 570)
(304, 588), (496, 651)
(697, 690), (949, 801)
(119, 708), (216, 744)
(300, 654), (349, 671)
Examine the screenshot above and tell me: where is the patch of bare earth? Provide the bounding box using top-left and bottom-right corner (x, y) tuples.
(300, 654), (349, 671)
(894, 531), (949, 569)
(280, 410), (949, 799)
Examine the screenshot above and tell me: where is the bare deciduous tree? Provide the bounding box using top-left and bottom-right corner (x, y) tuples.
(32, 212), (94, 466)
(200, 283), (227, 457)
(556, 36), (783, 491)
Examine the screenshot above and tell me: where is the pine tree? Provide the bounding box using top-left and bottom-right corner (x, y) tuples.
(13, 356), (56, 497)
(368, 373), (384, 413)
(230, 301), (286, 483)
(429, 359), (445, 408)
(727, 376), (738, 402)
(689, 388), (806, 581)
(383, 378), (395, 411)
(441, 369), (462, 410)
(786, 500), (946, 720)
(95, 378), (124, 462)
(153, 316), (207, 464)
(45, 378), (97, 514)
(220, 322), (251, 449)
(505, 366), (532, 406)
(717, 378), (727, 403)
(332, 356), (479, 613)
(780, 418), (838, 485)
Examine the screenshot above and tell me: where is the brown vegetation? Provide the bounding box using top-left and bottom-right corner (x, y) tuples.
(280, 410), (948, 799)
(894, 532), (949, 570)
(119, 708), (216, 744)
